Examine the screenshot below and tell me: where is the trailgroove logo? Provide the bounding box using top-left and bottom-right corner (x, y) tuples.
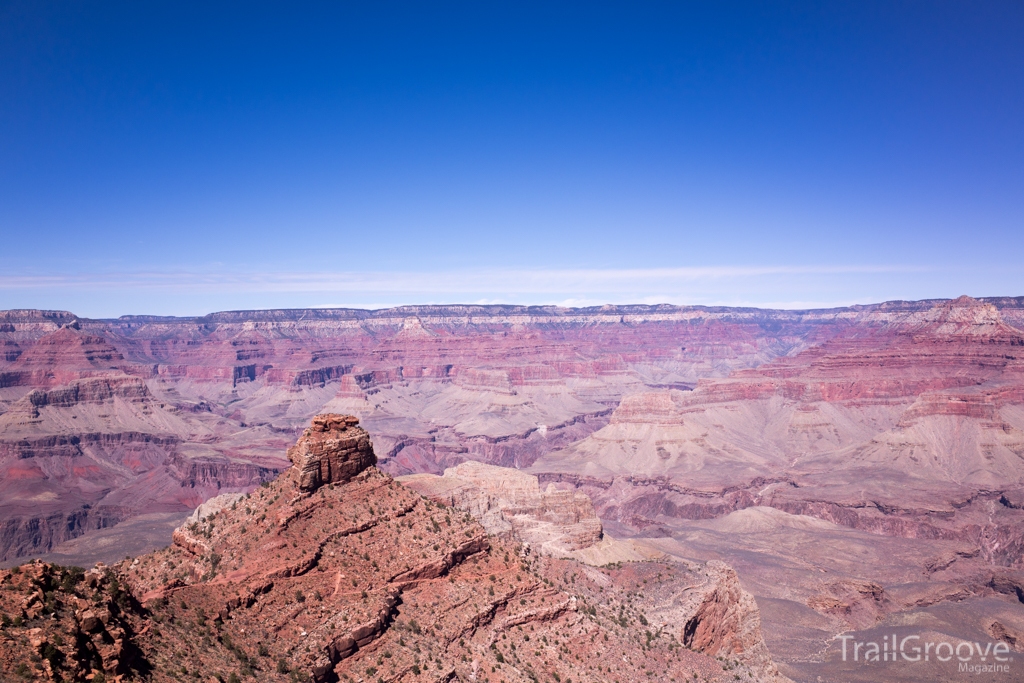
(835, 634), (1014, 673)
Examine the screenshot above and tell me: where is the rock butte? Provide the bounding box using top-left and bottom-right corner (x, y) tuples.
(399, 461), (606, 557)
(2, 297), (1024, 682)
(0, 415), (786, 683)
(287, 414), (377, 492)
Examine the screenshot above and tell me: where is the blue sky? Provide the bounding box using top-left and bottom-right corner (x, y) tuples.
(1, 1), (1022, 317)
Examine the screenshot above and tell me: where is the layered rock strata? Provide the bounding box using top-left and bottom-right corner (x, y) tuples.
(5, 297), (1024, 564)
(400, 461), (603, 556)
(286, 413), (376, 491)
(0, 415), (788, 683)
(527, 297), (1024, 681)
(401, 460), (785, 681)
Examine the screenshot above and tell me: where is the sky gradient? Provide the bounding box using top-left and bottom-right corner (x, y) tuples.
(1, 1), (1022, 317)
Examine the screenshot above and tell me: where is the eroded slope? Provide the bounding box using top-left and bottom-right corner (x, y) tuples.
(1, 415), (788, 683)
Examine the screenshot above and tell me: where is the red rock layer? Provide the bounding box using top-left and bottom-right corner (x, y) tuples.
(286, 414), (376, 491)
(0, 415), (786, 683)
(533, 297), (1024, 577)
(2, 297), (1023, 568)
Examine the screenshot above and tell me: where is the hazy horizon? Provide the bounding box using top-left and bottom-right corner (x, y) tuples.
(3, 287), (1020, 322)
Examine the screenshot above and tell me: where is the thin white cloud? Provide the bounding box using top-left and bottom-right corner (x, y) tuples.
(0, 265), (930, 294)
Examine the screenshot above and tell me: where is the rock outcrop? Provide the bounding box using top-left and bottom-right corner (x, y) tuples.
(400, 460), (785, 681)
(0, 415), (788, 682)
(286, 413), (376, 491)
(0, 560), (149, 681)
(44, 414), (782, 683)
(400, 461), (603, 556)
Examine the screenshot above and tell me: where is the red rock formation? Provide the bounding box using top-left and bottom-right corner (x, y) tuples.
(286, 414), (376, 491)
(0, 561), (150, 680)
(3, 298), (1024, 682)
(401, 461), (785, 681)
(0, 325), (151, 389)
(2, 301), (888, 561)
(0, 415), (789, 683)
(526, 297), (1024, 680)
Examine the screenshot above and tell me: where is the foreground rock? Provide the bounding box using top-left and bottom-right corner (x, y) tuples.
(402, 461), (785, 682)
(1, 415), (787, 682)
(0, 561), (149, 681)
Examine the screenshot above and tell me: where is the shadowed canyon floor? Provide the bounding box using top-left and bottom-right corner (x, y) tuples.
(3, 298), (1024, 681)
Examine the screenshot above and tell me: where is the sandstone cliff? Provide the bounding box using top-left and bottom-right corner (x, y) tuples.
(286, 414), (376, 491)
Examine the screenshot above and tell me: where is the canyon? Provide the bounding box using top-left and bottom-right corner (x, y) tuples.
(1, 414), (785, 683)
(2, 297), (1024, 681)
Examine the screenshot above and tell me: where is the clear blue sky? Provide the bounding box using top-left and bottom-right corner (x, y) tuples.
(1, 1), (1022, 317)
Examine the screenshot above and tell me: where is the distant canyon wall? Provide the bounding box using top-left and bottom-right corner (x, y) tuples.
(2, 297), (1024, 564)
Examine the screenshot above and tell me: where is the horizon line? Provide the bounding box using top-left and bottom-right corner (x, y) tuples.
(3, 293), (1017, 322)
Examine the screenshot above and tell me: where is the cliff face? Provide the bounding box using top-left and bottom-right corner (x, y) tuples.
(401, 460), (785, 681)
(0, 325), (149, 389)
(0, 370), (278, 562)
(0, 302), (874, 563)
(4, 297), (1023, 566)
(400, 461), (604, 555)
(286, 414), (376, 491)
(535, 296), (1024, 520)
(0, 414), (788, 683)
(528, 297), (1024, 682)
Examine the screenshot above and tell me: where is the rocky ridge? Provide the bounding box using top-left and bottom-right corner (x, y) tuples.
(399, 462), (605, 557)
(0, 560), (150, 681)
(400, 460), (783, 681)
(1, 415), (787, 683)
